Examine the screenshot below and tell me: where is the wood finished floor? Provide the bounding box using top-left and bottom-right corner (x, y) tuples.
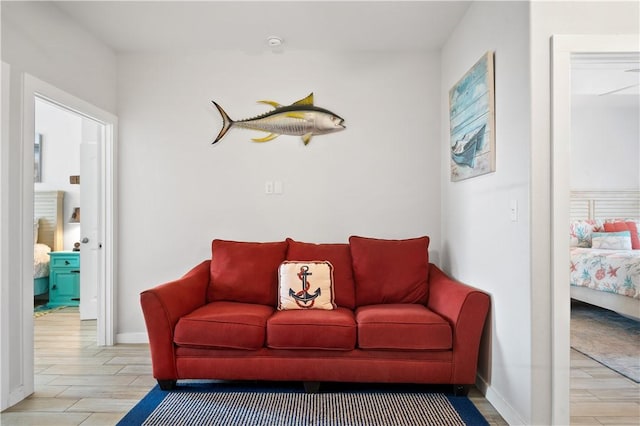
(1, 308), (636, 425)
(570, 349), (640, 425)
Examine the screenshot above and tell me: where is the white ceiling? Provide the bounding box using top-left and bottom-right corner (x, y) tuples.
(572, 53), (640, 95)
(572, 53), (640, 108)
(50, 1), (639, 107)
(52, 1), (472, 53)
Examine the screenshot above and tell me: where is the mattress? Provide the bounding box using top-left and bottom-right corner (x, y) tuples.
(34, 243), (51, 279)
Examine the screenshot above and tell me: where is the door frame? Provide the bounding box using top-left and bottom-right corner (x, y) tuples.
(23, 74), (117, 346)
(1, 61), (14, 409)
(550, 34), (639, 424)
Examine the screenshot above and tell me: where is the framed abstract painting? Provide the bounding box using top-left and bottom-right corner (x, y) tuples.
(449, 51), (496, 181)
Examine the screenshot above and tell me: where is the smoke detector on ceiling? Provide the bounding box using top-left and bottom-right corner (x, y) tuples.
(267, 36), (283, 48)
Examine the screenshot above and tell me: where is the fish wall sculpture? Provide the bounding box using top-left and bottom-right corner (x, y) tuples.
(211, 93), (345, 145)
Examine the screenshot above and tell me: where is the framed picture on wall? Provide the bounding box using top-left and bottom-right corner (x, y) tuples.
(34, 133), (43, 183)
(449, 51), (496, 181)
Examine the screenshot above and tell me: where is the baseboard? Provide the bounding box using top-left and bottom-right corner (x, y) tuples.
(116, 332), (148, 344)
(7, 385), (28, 409)
(476, 375), (525, 425)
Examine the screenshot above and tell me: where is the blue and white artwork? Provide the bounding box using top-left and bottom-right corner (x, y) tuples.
(449, 51), (495, 181)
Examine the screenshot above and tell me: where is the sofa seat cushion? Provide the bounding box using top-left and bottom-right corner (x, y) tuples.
(174, 301), (274, 350)
(266, 307), (356, 350)
(356, 304), (451, 350)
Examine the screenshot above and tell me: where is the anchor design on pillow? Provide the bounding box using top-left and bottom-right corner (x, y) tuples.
(289, 265), (321, 308)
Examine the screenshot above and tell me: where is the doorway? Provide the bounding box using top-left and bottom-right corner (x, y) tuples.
(551, 35), (640, 422)
(22, 74), (117, 350)
(34, 97), (102, 320)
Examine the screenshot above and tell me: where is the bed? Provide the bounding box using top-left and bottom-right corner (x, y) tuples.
(34, 191), (64, 296)
(569, 190), (640, 319)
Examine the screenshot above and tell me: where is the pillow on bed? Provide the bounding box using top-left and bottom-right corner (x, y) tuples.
(33, 218), (39, 245)
(569, 220), (603, 248)
(603, 221), (640, 249)
(591, 231), (632, 250)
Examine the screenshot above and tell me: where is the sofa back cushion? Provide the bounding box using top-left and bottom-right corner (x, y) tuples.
(208, 239), (288, 305)
(349, 236), (430, 306)
(286, 238), (356, 309)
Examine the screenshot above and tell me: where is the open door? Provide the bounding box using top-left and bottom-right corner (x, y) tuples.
(79, 118), (103, 321)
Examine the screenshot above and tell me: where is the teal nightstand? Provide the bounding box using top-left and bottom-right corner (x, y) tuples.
(48, 251), (80, 307)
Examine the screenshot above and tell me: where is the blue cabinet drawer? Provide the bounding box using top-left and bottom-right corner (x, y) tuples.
(50, 254), (80, 268)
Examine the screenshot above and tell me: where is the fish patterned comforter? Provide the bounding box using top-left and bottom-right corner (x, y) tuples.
(570, 247), (640, 299)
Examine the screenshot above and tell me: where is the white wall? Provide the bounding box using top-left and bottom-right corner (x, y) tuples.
(572, 98), (640, 189)
(1, 2), (117, 114)
(116, 49), (442, 339)
(0, 1), (117, 410)
(441, 2), (531, 424)
(35, 99), (82, 250)
(441, 2), (640, 424)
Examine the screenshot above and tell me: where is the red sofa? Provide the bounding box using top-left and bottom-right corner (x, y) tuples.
(140, 236), (490, 395)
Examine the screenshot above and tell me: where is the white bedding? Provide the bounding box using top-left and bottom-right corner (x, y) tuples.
(570, 247), (640, 299)
(34, 243), (51, 279)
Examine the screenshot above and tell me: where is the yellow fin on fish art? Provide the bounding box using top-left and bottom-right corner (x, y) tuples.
(257, 100), (282, 109)
(252, 133), (280, 143)
(302, 133), (313, 145)
(292, 93), (314, 106)
(285, 112), (306, 120)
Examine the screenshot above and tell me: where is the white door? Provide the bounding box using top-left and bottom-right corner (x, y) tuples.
(79, 118), (102, 320)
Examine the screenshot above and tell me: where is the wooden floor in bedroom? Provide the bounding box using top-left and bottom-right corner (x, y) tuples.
(3, 307), (637, 425)
(570, 349), (640, 425)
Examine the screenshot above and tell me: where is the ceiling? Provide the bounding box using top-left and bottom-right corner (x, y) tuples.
(52, 1), (472, 53)
(572, 53), (640, 95)
(572, 53), (640, 108)
(49, 1), (639, 107)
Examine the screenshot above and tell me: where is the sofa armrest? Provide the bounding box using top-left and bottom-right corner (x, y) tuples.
(140, 260), (210, 380)
(427, 264), (490, 384)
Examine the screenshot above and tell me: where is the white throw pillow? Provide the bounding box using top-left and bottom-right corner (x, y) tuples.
(591, 231), (632, 250)
(278, 261), (336, 310)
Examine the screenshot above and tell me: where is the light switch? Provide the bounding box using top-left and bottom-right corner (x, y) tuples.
(274, 180), (283, 194)
(510, 199), (518, 222)
(265, 181), (274, 194)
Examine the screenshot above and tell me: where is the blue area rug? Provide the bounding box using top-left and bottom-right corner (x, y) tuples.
(571, 300), (640, 383)
(33, 304), (67, 317)
(118, 382), (488, 426)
